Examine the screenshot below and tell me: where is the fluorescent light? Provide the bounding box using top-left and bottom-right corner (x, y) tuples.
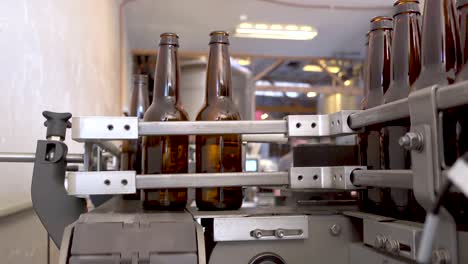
(235, 23), (317, 40)
(261, 113), (269, 120)
(285, 92), (299, 98)
(344, 80), (351, 86)
(307, 91), (318, 98)
(303, 65), (323, 72)
(327, 66), (340, 74)
(255, 91), (283, 97)
(237, 58), (251, 66)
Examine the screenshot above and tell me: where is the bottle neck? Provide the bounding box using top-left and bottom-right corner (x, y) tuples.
(152, 45), (179, 104)
(131, 75), (149, 119)
(366, 28), (392, 108)
(421, 0), (460, 72)
(460, 5), (468, 64)
(206, 43), (232, 103)
(391, 12), (421, 88)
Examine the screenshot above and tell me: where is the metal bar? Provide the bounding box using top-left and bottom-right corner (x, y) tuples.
(242, 134), (288, 143)
(93, 141), (121, 157)
(348, 98), (409, 130)
(135, 171), (289, 189)
(139, 120), (287, 136)
(254, 59), (284, 81)
(351, 170), (413, 189)
(436, 80), (468, 110)
(0, 152), (83, 163)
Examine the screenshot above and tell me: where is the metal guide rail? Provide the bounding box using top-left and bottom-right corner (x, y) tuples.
(63, 166), (418, 196)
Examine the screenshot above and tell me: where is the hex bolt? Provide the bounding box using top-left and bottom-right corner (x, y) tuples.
(374, 234), (387, 249)
(385, 239), (400, 254)
(432, 249), (451, 264)
(251, 229), (263, 239)
(275, 229), (285, 239)
(329, 224), (341, 236)
(399, 132), (424, 151)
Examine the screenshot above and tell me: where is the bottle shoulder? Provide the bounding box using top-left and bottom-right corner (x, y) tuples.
(143, 99), (189, 122)
(196, 98), (241, 121)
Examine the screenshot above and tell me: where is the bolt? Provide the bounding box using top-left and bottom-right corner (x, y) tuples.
(432, 249), (451, 264)
(374, 234), (387, 249)
(329, 224), (341, 236)
(275, 229), (285, 238)
(251, 229), (263, 239)
(399, 132), (424, 151)
(385, 239), (400, 254)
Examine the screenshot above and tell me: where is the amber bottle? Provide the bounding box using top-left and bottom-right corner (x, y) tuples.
(382, 0), (422, 218)
(412, 0), (462, 166)
(195, 31), (243, 211)
(142, 33), (189, 210)
(122, 74), (149, 200)
(359, 17), (393, 214)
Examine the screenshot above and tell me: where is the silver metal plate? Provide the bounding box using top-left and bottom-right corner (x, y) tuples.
(66, 171), (136, 195)
(213, 215), (308, 241)
(289, 166), (365, 190)
(72, 116), (138, 141)
(287, 111), (359, 137)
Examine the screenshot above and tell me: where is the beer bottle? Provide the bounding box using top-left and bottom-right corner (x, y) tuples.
(382, 0), (422, 217)
(359, 17), (393, 215)
(122, 74), (149, 200)
(195, 31), (243, 211)
(457, 0), (468, 156)
(142, 33), (189, 210)
(412, 0), (461, 166)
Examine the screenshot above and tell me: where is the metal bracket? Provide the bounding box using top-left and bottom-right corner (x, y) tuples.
(213, 215), (308, 241)
(289, 166), (365, 190)
(67, 171), (136, 195)
(408, 85), (458, 263)
(72, 116), (138, 141)
(286, 110), (360, 137)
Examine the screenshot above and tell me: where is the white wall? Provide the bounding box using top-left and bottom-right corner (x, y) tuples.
(0, 0), (123, 263)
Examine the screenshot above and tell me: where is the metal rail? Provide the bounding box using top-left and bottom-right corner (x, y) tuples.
(351, 170), (413, 189)
(0, 152), (84, 163)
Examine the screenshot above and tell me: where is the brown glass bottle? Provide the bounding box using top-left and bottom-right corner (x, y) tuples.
(359, 17), (393, 215)
(141, 33), (189, 210)
(457, 0), (468, 156)
(195, 31), (243, 211)
(412, 0), (462, 166)
(382, 0), (422, 217)
(122, 74), (149, 200)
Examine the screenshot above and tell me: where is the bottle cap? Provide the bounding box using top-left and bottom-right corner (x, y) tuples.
(394, 0), (420, 16)
(370, 16), (393, 31)
(159, 33), (179, 47)
(209, 31), (230, 44)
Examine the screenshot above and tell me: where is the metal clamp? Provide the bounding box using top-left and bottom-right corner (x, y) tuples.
(66, 171), (136, 195)
(72, 116), (138, 141)
(286, 110), (359, 137)
(289, 166), (365, 190)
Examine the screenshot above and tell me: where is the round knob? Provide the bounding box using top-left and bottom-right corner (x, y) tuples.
(385, 239), (400, 254)
(374, 234), (387, 249)
(251, 229), (263, 239)
(42, 111), (72, 141)
(399, 132), (423, 151)
(275, 229), (285, 239)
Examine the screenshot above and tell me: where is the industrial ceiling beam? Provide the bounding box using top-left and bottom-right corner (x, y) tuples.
(254, 59), (285, 81)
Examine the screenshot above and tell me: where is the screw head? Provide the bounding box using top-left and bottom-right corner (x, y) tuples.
(374, 234), (387, 249)
(432, 249), (450, 264)
(399, 132), (424, 151)
(275, 229), (285, 238)
(252, 229), (263, 239)
(385, 239), (400, 254)
(329, 224), (341, 236)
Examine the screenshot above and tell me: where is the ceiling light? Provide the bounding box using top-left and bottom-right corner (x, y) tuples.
(240, 14), (248, 21)
(239, 23), (253, 29)
(303, 65), (323, 72)
(285, 92), (300, 98)
(307, 91), (318, 98)
(327, 66), (340, 74)
(261, 113), (269, 120)
(235, 23), (317, 40)
(344, 80), (351, 86)
(237, 58), (251, 66)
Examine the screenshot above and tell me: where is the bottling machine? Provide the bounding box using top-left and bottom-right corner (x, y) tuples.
(2, 81), (468, 264)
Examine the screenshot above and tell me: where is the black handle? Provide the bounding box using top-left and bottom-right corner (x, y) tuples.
(42, 111), (72, 140)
